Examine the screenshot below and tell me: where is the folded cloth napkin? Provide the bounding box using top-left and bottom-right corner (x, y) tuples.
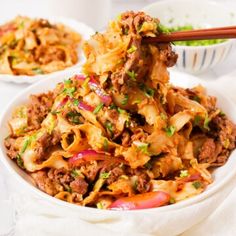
(1, 70), (236, 236)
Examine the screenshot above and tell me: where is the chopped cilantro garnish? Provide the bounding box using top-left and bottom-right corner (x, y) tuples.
(121, 94), (129, 105)
(32, 68), (44, 74)
(192, 181), (202, 189)
(160, 113), (167, 120)
(126, 70), (137, 81)
(100, 172), (111, 179)
(16, 154), (24, 169)
(165, 125), (176, 137)
(203, 115), (211, 131)
(103, 138), (109, 152)
(127, 45), (137, 54)
(180, 170), (189, 178)
(96, 202), (103, 209)
(93, 103), (104, 114)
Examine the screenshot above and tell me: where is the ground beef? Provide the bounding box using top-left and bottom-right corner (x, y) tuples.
(27, 92), (54, 130)
(70, 178), (88, 195)
(31, 170), (62, 196)
(48, 168), (73, 185)
(4, 137), (18, 159)
(106, 166), (124, 185)
(198, 138), (217, 164)
(136, 173), (150, 193)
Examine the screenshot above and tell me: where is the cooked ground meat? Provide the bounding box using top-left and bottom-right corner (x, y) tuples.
(70, 178), (88, 195)
(136, 173), (150, 193)
(31, 170), (62, 196)
(27, 92), (54, 130)
(4, 137), (18, 159)
(106, 166), (124, 185)
(198, 138), (217, 164)
(48, 168), (73, 185)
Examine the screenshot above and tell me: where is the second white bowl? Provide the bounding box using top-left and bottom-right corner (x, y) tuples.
(143, 0), (236, 74)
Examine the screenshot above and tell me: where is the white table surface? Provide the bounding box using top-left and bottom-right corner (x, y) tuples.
(1, 0), (236, 235)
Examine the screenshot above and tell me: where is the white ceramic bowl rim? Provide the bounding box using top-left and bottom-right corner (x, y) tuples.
(0, 70), (236, 215)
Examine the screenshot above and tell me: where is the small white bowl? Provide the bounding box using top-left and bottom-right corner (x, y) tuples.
(0, 16), (94, 84)
(143, 0), (236, 74)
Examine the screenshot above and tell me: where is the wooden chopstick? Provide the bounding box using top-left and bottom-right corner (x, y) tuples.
(143, 26), (236, 43)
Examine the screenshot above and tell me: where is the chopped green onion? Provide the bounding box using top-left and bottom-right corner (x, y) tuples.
(192, 181), (202, 189)
(134, 141), (149, 155)
(194, 115), (201, 126)
(16, 154), (24, 169)
(96, 202), (103, 209)
(73, 99), (79, 106)
(192, 95), (201, 103)
(103, 138), (109, 152)
(180, 170), (189, 178)
(160, 113), (167, 120)
(219, 110), (225, 116)
(51, 110), (60, 115)
(64, 79), (72, 85)
(169, 197), (176, 204)
(32, 68), (43, 74)
(121, 94), (129, 105)
(100, 172), (111, 179)
(20, 139), (29, 155)
(63, 87), (76, 97)
(71, 169), (81, 178)
(203, 115), (211, 131)
(105, 121), (114, 136)
(126, 70), (137, 81)
(132, 99), (142, 105)
(165, 125), (176, 137)
(93, 103), (104, 114)
(127, 45), (137, 54)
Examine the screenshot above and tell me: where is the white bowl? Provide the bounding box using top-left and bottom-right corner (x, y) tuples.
(0, 16), (94, 84)
(143, 0), (236, 74)
(1, 70), (236, 234)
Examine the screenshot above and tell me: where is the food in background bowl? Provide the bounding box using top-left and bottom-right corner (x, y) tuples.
(165, 25), (227, 46)
(0, 16), (81, 76)
(3, 11), (236, 210)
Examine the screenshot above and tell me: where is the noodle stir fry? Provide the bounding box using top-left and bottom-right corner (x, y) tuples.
(0, 16), (81, 76)
(4, 12), (236, 210)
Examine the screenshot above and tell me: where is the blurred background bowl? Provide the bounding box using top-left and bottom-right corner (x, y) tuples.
(143, 0), (236, 74)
